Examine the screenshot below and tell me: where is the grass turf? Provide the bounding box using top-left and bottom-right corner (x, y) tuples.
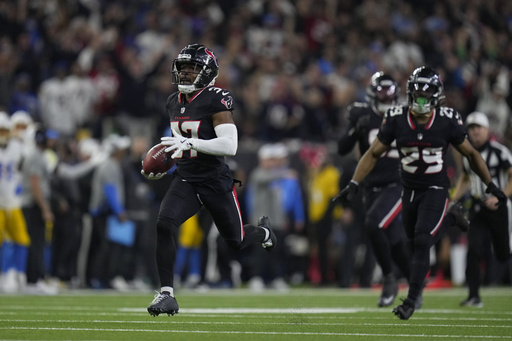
(0, 287), (511, 340)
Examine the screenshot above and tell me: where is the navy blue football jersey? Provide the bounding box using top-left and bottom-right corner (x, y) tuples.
(378, 106), (466, 189)
(166, 86), (235, 182)
(338, 102), (401, 188)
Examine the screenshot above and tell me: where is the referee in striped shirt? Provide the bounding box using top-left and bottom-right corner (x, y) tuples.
(452, 111), (512, 307)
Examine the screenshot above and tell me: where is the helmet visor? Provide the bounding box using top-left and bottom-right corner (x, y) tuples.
(412, 82), (438, 99)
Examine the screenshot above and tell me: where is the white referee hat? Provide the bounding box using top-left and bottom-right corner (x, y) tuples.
(466, 111), (489, 128)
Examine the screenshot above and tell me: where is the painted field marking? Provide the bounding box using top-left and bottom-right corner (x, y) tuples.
(2, 326), (512, 339)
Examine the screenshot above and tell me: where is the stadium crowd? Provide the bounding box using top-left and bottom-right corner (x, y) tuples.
(0, 0), (511, 294)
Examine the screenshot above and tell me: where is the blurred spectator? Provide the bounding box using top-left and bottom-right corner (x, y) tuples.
(49, 136), (105, 288)
(174, 214), (204, 289)
(246, 143), (305, 290)
(87, 133), (131, 289)
(88, 54), (120, 138)
(8, 73), (40, 121)
(39, 62), (76, 138)
(0, 113), (30, 293)
(299, 143), (341, 285)
(474, 61), (511, 143)
(65, 62), (98, 134)
(21, 127), (56, 295)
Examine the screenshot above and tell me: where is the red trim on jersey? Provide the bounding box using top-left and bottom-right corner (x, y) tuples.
(407, 109), (436, 130)
(430, 198), (449, 236)
(407, 110), (416, 129)
(178, 87), (208, 103)
(231, 186), (245, 239)
(378, 199), (402, 229)
(189, 87), (208, 102)
(425, 110), (436, 130)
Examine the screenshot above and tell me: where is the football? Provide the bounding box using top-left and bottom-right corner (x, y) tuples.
(142, 143), (175, 174)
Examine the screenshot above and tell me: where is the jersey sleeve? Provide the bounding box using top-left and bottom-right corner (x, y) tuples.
(337, 104), (363, 155)
(448, 109), (467, 146)
(377, 107), (397, 146)
(208, 88), (235, 114)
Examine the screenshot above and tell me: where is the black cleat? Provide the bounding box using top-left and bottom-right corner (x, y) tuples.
(460, 296), (483, 307)
(448, 201), (469, 232)
(147, 291), (179, 317)
(393, 298), (415, 320)
(259, 216), (277, 252)
(378, 274), (398, 307)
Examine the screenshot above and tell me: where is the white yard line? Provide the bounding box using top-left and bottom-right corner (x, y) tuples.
(1, 319), (512, 329)
(2, 326), (512, 339)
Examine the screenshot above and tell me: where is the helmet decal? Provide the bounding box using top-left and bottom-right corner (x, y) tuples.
(204, 47), (218, 67)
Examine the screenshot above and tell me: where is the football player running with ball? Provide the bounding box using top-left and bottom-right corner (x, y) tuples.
(334, 66), (507, 320)
(142, 44), (276, 317)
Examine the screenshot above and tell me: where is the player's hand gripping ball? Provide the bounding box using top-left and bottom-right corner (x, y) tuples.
(141, 143), (175, 180)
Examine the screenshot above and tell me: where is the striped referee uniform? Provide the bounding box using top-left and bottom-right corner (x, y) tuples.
(462, 139), (512, 299)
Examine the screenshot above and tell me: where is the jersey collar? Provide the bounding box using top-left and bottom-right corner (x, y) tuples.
(178, 87), (209, 104)
(407, 109), (436, 130)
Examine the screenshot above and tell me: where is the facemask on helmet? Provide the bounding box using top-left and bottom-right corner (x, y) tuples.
(171, 44), (219, 94)
(407, 66), (443, 115)
(366, 72), (399, 115)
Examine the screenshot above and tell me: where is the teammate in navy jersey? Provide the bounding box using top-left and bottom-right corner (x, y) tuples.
(337, 72), (415, 308)
(142, 44), (277, 317)
(334, 66), (507, 320)
(452, 111), (512, 308)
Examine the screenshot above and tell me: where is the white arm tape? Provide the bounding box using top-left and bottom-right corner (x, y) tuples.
(192, 123), (238, 156)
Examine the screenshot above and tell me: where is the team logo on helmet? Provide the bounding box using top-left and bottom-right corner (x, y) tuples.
(205, 47), (218, 67)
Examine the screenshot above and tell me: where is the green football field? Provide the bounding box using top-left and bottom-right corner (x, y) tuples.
(1, 287), (511, 341)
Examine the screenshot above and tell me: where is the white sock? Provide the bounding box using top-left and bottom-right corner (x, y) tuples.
(161, 286), (174, 296)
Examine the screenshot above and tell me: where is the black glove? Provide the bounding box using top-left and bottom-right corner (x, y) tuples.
(332, 180), (359, 203)
(355, 114), (371, 133)
(485, 182), (508, 206)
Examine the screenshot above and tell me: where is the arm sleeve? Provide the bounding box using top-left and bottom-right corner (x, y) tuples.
(338, 127), (359, 155)
(191, 123), (238, 156)
(338, 106), (363, 155)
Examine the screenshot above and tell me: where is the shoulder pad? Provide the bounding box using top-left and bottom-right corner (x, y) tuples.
(348, 102), (370, 117)
(386, 105), (406, 118)
(205, 86), (235, 111)
(438, 107), (464, 125)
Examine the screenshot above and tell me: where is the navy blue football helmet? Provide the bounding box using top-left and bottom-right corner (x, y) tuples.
(407, 66), (443, 115)
(366, 71), (399, 115)
(171, 44), (219, 94)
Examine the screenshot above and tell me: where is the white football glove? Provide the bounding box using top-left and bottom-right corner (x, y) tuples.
(161, 128), (195, 159)
(140, 161), (166, 180)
